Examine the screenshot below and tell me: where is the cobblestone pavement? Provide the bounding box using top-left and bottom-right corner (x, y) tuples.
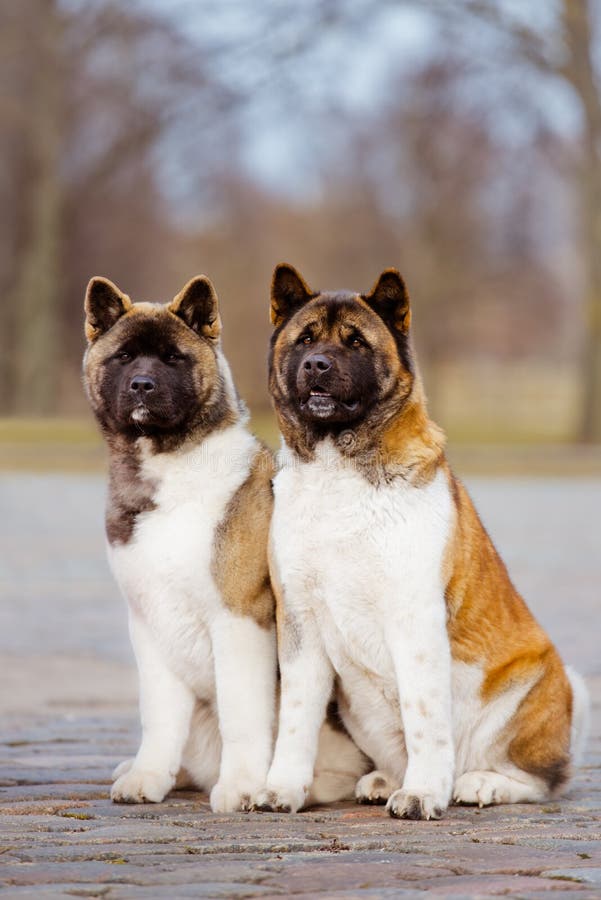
(1, 475), (600, 898)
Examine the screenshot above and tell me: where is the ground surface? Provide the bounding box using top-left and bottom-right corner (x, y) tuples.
(0, 474), (600, 898)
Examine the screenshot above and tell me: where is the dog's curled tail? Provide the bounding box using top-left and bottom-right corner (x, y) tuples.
(566, 666), (590, 767)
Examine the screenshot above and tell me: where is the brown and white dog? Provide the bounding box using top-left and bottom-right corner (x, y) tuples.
(83, 274), (366, 811)
(255, 263), (590, 819)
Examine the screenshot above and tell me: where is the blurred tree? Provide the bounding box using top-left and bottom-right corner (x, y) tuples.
(180, 0), (572, 422)
(6, 0), (63, 413)
(180, 55), (564, 415)
(0, 0), (591, 444)
(0, 0), (218, 413)
(453, 0), (601, 440)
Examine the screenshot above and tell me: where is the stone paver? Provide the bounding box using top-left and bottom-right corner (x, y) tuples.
(1, 474), (600, 897)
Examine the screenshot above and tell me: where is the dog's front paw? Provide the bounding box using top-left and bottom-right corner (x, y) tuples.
(252, 782), (307, 813)
(111, 767), (174, 804)
(386, 788), (446, 821)
(453, 771), (506, 808)
(355, 770), (400, 805)
(210, 777), (262, 813)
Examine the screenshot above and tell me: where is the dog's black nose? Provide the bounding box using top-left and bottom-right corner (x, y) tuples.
(130, 375), (156, 393)
(303, 353), (332, 375)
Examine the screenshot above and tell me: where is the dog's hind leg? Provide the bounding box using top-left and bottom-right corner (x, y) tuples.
(355, 770), (401, 805)
(308, 719), (370, 806)
(453, 769), (547, 807)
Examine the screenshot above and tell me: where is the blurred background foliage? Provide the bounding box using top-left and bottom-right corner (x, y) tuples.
(1, 0), (601, 456)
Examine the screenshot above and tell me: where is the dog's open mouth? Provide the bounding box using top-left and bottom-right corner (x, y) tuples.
(310, 386), (331, 398)
(301, 386), (359, 418)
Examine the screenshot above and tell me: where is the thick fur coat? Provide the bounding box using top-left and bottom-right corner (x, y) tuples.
(257, 264), (589, 820)
(83, 275), (367, 812)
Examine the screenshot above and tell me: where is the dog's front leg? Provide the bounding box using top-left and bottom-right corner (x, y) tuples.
(111, 612), (195, 803)
(210, 611), (277, 813)
(254, 609), (334, 813)
(385, 596), (454, 820)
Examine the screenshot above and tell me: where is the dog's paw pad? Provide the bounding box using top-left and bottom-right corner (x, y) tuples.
(355, 770), (398, 805)
(386, 789), (444, 820)
(111, 768), (173, 804)
(453, 771), (504, 808)
(252, 785), (305, 813)
(210, 778), (260, 813)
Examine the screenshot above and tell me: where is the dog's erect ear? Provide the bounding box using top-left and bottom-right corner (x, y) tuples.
(363, 269), (411, 335)
(169, 276), (221, 340)
(271, 263), (314, 327)
(84, 277), (132, 342)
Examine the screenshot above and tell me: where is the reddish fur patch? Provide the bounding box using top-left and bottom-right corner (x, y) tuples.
(379, 399), (446, 486)
(444, 468), (572, 790)
(507, 649), (572, 790)
(212, 446), (275, 629)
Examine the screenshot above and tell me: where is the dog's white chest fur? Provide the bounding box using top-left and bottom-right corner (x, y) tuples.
(109, 424), (257, 693)
(270, 441), (460, 798)
(273, 442), (452, 678)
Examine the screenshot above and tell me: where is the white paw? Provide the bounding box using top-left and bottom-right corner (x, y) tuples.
(112, 758), (134, 780)
(355, 770), (399, 805)
(252, 781), (308, 813)
(386, 788), (446, 820)
(210, 777), (263, 813)
(453, 771), (506, 808)
(111, 767), (174, 804)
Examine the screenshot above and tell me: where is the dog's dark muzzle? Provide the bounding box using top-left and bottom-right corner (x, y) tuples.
(296, 352), (360, 421)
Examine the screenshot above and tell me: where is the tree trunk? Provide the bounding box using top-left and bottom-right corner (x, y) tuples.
(560, 0), (601, 442)
(11, 0), (63, 414)
(578, 153), (601, 442)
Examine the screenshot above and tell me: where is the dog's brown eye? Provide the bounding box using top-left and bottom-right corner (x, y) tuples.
(350, 337), (363, 349)
(301, 335), (312, 345)
(117, 351), (131, 362)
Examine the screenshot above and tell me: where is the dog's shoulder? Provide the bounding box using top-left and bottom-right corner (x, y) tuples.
(212, 442), (275, 629)
(106, 423), (259, 548)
